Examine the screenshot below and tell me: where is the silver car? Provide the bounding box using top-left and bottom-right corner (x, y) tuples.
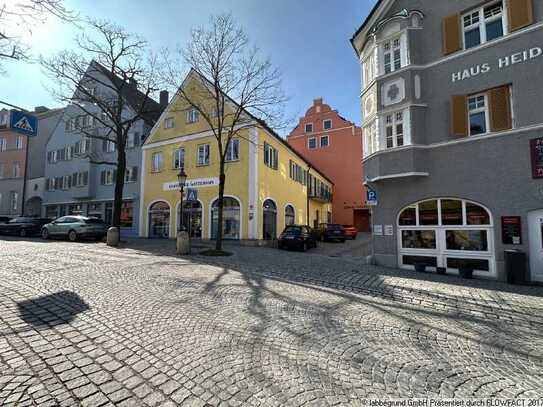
(41, 216), (107, 242)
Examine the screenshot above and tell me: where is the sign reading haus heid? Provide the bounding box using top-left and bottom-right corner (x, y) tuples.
(163, 177), (219, 191)
(451, 46), (542, 83)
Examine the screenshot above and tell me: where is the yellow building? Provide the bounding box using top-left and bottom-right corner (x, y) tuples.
(139, 72), (333, 240)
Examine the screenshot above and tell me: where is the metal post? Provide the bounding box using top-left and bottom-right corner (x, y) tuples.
(20, 135), (30, 216)
(179, 185), (184, 232)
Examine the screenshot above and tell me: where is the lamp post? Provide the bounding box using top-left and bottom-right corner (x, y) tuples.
(177, 167), (187, 232)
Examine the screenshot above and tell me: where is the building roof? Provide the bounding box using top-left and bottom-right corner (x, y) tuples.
(350, 0), (386, 54)
(189, 69), (334, 185)
(90, 61), (164, 127)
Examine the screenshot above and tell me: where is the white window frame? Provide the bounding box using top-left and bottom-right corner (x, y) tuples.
(164, 117), (175, 129)
(323, 119), (332, 130)
(320, 135), (329, 148)
(0, 138), (6, 152)
(225, 139), (240, 162)
(125, 167), (137, 183)
(173, 148), (185, 169)
(467, 93), (489, 136)
(152, 152), (163, 172)
(187, 109), (199, 124)
(197, 144), (210, 166)
(362, 50), (376, 89)
(15, 136), (24, 150)
(308, 137), (317, 149)
(305, 123), (313, 133)
(384, 111), (405, 149)
(382, 36), (402, 75)
(363, 120), (378, 157)
(462, 1), (506, 50)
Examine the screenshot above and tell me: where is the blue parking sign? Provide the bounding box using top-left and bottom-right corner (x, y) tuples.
(10, 110), (38, 137)
(367, 189), (378, 206)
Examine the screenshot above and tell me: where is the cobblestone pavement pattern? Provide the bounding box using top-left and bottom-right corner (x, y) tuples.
(1, 238), (542, 406)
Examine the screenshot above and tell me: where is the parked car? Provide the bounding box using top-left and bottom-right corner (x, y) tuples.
(342, 225), (358, 240)
(278, 225), (317, 252)
(41, 216), (107, 242)
(0, 217), (51, 237)
(0, 216), (11, 224)
(315, 223), (346, 242)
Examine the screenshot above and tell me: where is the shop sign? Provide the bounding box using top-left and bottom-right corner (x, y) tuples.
(163, 177), (219, 191)
(502, 216), (522, 245)
(531, 138), (543, 179)
(451, 47), (542, 83)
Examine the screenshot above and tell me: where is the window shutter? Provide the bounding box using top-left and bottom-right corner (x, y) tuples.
(508, 0), (533, 32)
(450, 95), (468, 137)
(442, 14), (462, 55)
(489, 86), (512, 132)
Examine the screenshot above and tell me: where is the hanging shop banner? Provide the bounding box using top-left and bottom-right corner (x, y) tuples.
(531, 138), (543, 179)
(502, 216), (522, 245)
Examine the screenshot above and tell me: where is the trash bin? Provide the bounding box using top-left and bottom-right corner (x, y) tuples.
(505, 250), (527, 284)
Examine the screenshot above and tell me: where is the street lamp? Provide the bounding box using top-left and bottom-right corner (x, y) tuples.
(177, 167), (187, 232)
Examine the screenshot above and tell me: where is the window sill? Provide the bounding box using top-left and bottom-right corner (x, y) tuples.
(196, 163), (210, 167)
(225, 159), (240, 163)
(150, 170), (163, 174)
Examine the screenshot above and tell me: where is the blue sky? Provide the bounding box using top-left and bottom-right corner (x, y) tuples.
(1, 0), (374, 133)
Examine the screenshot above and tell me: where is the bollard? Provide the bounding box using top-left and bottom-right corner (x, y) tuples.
(176, 231), (190, 255)
(107, 227), (119, 247)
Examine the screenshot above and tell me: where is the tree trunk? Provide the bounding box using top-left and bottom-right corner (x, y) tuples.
(215, 160), (226, 251)
(112, 146), (126, 229)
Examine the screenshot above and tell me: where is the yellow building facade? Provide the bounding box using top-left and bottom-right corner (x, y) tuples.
(139, 73), (333, 240)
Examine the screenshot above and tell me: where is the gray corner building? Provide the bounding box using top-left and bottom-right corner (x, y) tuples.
(351, 0), (543, 282)
(43, 62), (164, 236)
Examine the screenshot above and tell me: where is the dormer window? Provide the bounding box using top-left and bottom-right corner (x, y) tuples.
(305, 123), (313, 133)
(463, 2), (504, 50)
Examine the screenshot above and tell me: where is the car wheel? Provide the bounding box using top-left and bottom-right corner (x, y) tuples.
(41, 228), (49, 240)
(19, 228), (27, 238)
(68, 230), (78, 242)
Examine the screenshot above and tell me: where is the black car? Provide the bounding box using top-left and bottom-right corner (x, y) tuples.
(315, 223), (346, 242)
(278, 225), (317, 252)
(0, 217), (52, 237)
(0, 216), (11, 224)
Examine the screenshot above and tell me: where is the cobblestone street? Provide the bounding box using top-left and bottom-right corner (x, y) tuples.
(1, 237), (542, 406)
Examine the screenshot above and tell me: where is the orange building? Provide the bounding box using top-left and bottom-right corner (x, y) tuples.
(287, 98), (370, 231)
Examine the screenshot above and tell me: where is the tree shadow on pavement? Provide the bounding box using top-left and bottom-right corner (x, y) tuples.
(16, 290), (90, 329)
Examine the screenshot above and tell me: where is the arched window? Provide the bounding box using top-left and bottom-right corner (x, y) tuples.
(397, 198), (494, 276)
(149, 201), (170, 238)
(211, 197), (240, 240)
(179, 201), (202, 238)
(285, 205), (295, 227)
(263, 199), (277, 240)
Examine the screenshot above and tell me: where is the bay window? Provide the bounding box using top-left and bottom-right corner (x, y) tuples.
(384, 111), (404, 149)
(363, 120), (378, 157)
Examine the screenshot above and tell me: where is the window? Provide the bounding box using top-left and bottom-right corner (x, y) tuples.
(62, 175), (72, 190)
(103, 140), (116, 153)
(197, 144), (210, 166)
(362, 52), (376, 89)
(225, 139), (239, 162)
(0, 138), (6, 151)
(0, 163), (3, 179)
(125, 167), (138, 183)
(402, 230), (437, 249)
(468, 94), (488, 136)
(173, 148), (185, 169)
(263, 142), (278, 170)
(127, 133), (140, 148)
(463, 2), (504, 50)
(65, 146), (73, 161)
(152, 152), (163, 172)
(285, 205), (295, 226)
(446, 230), (488, 251)
(382, 37), (402, 74)
(15, 136), (24, 149)
(10, 191), (18, 211)
(187, 109), (199, 124)
(305, 123), (313, 133)
(12, 162), (21, 178)
(384, 111), (404, 149)
(308, 137), (317, 149)
(164, 117), (174, 129)
(73, 171), (88, 187)
(120, 201), (134, 228)
(364, 120), (378, 157)
(289, 160), (305, 184)
(320, 135), (329, 148)
(323, 119), (332, 130)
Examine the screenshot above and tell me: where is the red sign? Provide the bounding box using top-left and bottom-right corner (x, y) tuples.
(530, 138), (543, 178)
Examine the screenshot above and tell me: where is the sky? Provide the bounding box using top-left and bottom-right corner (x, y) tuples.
(0, 0), (374, 134)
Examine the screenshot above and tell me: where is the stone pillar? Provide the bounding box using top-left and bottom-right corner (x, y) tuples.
(176, 231), (190, 255)
(107, 227), (119, 247)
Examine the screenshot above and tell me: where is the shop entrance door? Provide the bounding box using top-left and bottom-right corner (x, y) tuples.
(528, 210), (543, 282)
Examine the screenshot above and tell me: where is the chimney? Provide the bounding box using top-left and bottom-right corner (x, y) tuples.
(34, 106), (49, 113)
(313, 98), (323, 105)
(160, 90), (169, 107)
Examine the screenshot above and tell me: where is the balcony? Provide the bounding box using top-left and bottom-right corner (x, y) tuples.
(309, 189), (332, 203)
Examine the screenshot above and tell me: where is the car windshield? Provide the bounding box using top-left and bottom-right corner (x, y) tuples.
(327, 224), (343, 230)
(85, 218), (104, 224)
(283, 226), (302, 235)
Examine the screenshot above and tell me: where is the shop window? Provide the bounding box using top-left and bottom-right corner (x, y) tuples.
(446, 230), (488, 251)
(120, 201), (133, 228)
(149, 201), (170, 238)
(399, 206), (417, 226)
(211, 197), (240, 240)
(446, 257), (489, 271)
(419, 200), (438, 225)
(466, 202), (490, 225)
(441, 199), (463, 225)
(401, 230), (436, 249)
(402, 256), (437, 268)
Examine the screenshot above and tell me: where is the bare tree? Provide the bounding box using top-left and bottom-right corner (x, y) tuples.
(0, 0), (76, 73)
(162, 13), (287, 251)
(41, 18), (162, 230)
